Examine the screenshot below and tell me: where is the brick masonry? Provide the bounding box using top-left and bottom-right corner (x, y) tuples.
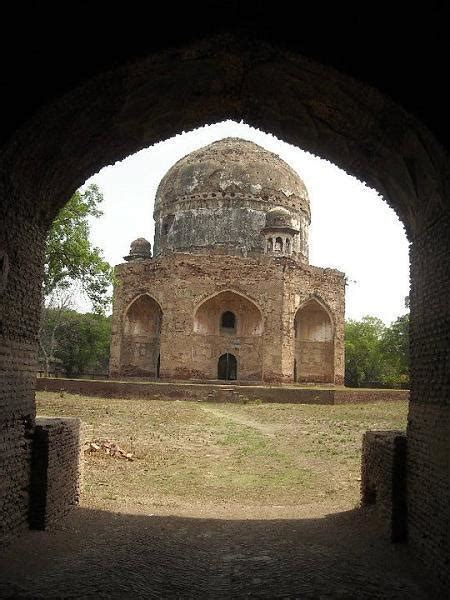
(0, 31), (448, 592)
(361, 431), (408, 543)
(110, 253), (346, 385)
(36, 377), (409, 405)
(29, 417), (82, 530)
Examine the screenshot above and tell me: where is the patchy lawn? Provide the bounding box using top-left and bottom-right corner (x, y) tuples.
(36, 392), (408, 517)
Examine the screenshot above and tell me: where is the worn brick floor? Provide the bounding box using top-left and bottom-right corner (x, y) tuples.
(0, 505), (435, 599)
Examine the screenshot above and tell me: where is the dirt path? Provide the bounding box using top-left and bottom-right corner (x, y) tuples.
(200, 404), (280, 437)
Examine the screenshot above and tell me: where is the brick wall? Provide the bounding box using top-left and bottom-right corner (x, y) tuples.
(361, 430), (407, 543)
(29, 417), (82, 530)
(408, 216), (450, 591)
(0, 213), (43, 543)
(109, 253), (345, 384)
(36, 377), (409, 405)
(0, 30), (448, 591)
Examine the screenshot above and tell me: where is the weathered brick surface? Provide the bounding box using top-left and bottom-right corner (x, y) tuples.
(0, 30), (448, 593)
(36, 377), (409, 405)
(407, 215), (450, 591)
(110, 253), (345, 384)
(29, 417), (82, 530)
(361, 431), (407, 542)
(0, 213), (43, 544)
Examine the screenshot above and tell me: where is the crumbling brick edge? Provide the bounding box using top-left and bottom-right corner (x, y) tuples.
(29, 417), (82, 530)
(361, 430), (407, 543)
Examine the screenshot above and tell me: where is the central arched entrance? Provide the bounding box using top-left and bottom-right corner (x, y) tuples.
(193, 290), (263, 381)
(218, 352), (237, 380)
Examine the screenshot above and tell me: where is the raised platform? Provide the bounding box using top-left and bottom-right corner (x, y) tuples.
(36, 377), (409, 405)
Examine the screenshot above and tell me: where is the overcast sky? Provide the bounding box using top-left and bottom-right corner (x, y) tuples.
(84, 120), (410, 324)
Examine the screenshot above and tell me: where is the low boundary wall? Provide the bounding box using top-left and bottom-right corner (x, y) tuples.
(361, 430), (408, 542)
(29, 417), (82, 530)
(36, 377), (409, 405)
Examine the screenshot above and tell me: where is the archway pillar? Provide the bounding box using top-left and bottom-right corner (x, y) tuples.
(407, 215), (450, 586)
(0, 200), (44, 539)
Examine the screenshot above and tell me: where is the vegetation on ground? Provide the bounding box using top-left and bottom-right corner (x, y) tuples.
(36, 392), (408, 515)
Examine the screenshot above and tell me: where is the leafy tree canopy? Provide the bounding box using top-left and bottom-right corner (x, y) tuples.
(345, 314), (409, 388)
(39, 307), (111, 377)
(44, 183), (112, 312)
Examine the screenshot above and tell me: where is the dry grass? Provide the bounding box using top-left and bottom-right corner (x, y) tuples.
(36, 392), (408, 516)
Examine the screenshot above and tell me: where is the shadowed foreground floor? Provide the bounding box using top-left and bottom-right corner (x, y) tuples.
(0, 506), (432, 599)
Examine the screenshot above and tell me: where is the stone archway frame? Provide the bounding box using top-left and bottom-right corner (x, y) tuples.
(1, 32), (449, 584)
(120, 293), (164, 377)
(293, 295), (335, 334)
(122, 293), (164, 324)
(6, 34), (448, 239)
(192, 288), (264, 336)
(293, 295), (336, 384)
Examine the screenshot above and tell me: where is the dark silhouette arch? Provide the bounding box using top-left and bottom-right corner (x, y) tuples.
(0, 25), (449, 589)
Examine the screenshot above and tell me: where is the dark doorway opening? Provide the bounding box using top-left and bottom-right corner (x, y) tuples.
(156, 354), (160, 379)
(221, 311), (236, 332)
(218, 353), (237, 380)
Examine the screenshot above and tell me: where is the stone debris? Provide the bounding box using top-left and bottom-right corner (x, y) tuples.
(84, 440), (134, 461)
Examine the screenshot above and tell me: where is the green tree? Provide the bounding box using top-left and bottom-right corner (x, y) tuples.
(38, 307), (110, 377)
(344, 316), (386, 387)
(380, 313), (410, 387)
(44, 183), (112, 311)
(39, 184), (113, 375)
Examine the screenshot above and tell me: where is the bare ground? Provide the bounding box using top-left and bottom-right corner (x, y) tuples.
(36, 392), (409, 518)
(0, 393), (435, 598)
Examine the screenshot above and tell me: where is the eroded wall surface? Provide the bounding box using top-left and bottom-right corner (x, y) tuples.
(110, 253), (345, 383)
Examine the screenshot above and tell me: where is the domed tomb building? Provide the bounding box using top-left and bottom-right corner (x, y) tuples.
(109, 138), (345, 383)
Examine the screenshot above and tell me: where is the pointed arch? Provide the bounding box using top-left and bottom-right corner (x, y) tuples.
(294, 295), (335, 331)
(120, 294), (163, 377)
(123, 293), (163, 321)
(294, 296), (334, 383)
(192, 289), (263, 381)
(193, 289), (263, 336)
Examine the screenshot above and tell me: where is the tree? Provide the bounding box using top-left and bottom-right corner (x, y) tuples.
(38, 292), (73, 376)
(344, 316), (386, 387)
(44, 183), (112, 312)
(38, 307), (111, 377)
(344, 313), (410, 388)
(39, 184), (113, 375)
(380, 313), (410, 387)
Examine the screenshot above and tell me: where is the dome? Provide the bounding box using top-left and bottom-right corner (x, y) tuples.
(152, 138), (311, 261)
(154, 138), (310, 218)
(264, 206), (296, 230)
(124, 237), (152, 261)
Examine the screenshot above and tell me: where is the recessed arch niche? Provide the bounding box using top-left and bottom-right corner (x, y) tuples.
(294, 298), (334, 383)
(121, 294), (162, 377)
(193, 290), (263, 380)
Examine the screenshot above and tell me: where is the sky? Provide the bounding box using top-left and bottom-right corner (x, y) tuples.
(84, 120), (410, 324)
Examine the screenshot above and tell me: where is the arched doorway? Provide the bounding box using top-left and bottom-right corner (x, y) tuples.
(218, 352), (237, 380)
(294, 299), (334, 383)
(193, 290), (263, 380)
